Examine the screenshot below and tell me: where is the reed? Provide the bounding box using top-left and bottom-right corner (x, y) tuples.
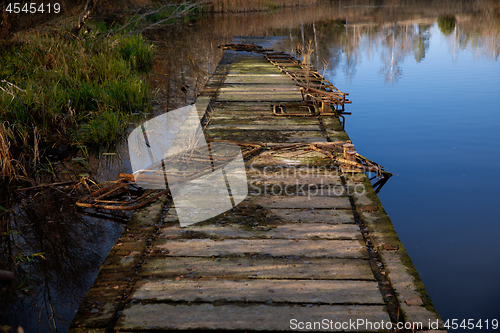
(0, 123), (15, 181)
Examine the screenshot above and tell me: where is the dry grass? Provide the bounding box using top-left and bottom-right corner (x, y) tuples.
(0, 123), (15, 181)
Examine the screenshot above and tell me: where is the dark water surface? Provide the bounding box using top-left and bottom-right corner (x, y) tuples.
(1, 1), (499, 331)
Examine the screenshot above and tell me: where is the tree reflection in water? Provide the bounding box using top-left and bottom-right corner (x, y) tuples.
(0, 190), (123, 332)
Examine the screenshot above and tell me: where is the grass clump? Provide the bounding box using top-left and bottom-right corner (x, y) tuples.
(0, 25), (153, 182)
(116, 34), (154, 71)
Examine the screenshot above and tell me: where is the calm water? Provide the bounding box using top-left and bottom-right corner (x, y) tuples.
(2, 1), (499, 331)
(267, 3), (500, 329)
(329, 24), (500, 326)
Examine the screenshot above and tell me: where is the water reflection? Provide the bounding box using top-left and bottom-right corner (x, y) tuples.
(146, 0), (498, 112)
(280, 19), (495, 84)
(0, 191), (123, 332)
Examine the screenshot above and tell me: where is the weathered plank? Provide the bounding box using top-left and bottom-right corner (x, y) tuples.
(132, 279), (384, 304)
(159, 223), (362, 240)
(156, 239), (369, 259)
(140, 257), (375, 280)
(116, 304), (391, 332)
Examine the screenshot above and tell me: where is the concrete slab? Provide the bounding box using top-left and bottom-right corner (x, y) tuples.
(248, 174), (343, 186)
(116, 303), (391, 332)
(219, 84), (300, 92)
(217, 92), (302, 102)
(161, 206), (356, 225)
(209, 116), (321, 126)
(159, 223), (362, 240)
(246, 165), (342, 180)
(267, 209), (356, 224)
(132, 279), (384, 304)
(140, 257), (375, 280)
(326, 130), (351, 142)
(225, 73), (295, 84)
(205, 129), (326, 143)
(210, 101), (273, 111)
(247, 149), (333, 167)
(252, 196), (351, 209)
(208, 124), (321, 131)
(156, 238), (369, 259)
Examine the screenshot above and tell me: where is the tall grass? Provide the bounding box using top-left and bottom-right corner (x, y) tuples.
(0, 1), (207, 183)
(0, 25), (154, 182)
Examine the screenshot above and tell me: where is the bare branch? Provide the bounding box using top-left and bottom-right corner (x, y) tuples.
(0, 85), (26, 108)
(104, 1), (208, 41)
(127, 2), (201, 36)
(1, 79), (26, 93)
(72, 0), (100, 35)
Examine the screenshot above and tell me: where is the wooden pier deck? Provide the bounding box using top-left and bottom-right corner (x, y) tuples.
(70, 37), (444, 332)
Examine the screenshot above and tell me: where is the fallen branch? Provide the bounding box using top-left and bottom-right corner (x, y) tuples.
(16, 180), (76, 191)
(1, 79), (26, 93)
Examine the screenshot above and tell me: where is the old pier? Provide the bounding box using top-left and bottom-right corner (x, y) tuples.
(70, 37), (444, 332)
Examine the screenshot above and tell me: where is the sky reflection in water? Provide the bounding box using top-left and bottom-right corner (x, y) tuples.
(294, 15), (500, 326)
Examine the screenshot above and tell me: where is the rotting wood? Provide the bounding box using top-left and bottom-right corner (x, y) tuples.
(75, 141), (264, 211)
(219, 43), (351, 111)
